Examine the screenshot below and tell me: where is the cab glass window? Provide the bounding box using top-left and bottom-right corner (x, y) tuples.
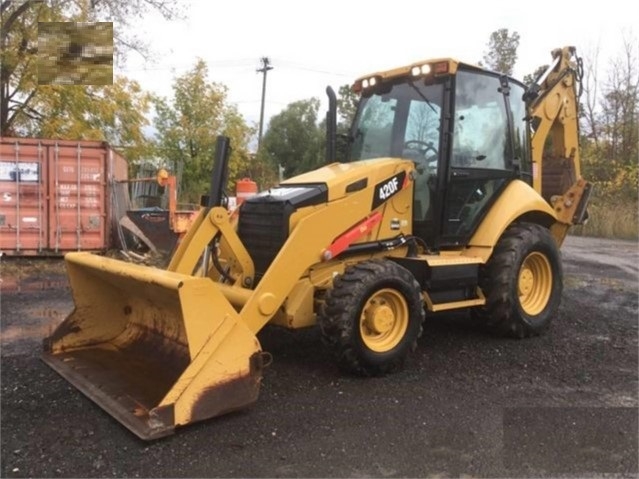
(509, 82), (532, 179)
(349, 95), (396, 160)
(349, 82), (443, 162)
(452, 70), (509, 170)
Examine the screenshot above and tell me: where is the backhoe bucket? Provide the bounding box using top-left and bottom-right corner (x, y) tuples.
(42, 252), (263, 440)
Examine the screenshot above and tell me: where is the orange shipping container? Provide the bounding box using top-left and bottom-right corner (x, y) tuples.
(0, 137), (128, 255)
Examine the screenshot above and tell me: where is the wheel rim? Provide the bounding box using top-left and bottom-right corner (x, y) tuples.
(359, 288), (409, 352)
(518, 252), (552, 316)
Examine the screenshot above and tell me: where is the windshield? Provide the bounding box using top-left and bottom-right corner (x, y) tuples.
(348, 81), (444, 162)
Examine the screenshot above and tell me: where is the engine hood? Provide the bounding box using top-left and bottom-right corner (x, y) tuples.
(281, 158), (415, 202)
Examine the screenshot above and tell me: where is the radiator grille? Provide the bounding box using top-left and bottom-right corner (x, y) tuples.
(237, 201), (290, 284)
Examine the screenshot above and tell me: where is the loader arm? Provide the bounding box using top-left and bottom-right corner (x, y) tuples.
(176, 160), (415, 335)
(167, 206), (255, 287)
(240, 191), (395, 334)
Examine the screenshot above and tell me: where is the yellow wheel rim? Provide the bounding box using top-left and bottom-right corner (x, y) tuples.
(518, 252), (552, 316)
(359, 288), (409, 352)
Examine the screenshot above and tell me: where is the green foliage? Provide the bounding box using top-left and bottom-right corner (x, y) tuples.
(577, 38), (638, 240)
(1, 0), (185, 136)
(337, 84), (358, 125)
(599, 71), (638, 173)
(28, 76), (153, 162)
(248, 150), (280, 190)
(523, 65), (548, 87)
(581, 140), (638, 199)
(2, 0), (53, 135)
(335, 83), (358, 161)
(152, 59), (254, 202)
(261, 98), (324, 179)
(481, 28), (520, 75)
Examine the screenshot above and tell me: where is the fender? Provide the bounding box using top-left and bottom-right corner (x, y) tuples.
(469, 180), (557, 251)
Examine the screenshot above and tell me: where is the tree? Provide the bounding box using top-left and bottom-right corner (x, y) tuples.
(597, 36), (639, 197)
(481, 28), (520, 75)
(259, 86), (358, 174)
(335, 83), (358, 160)
(245, 151), (279, 191)
(581, 44), (601, 147)
(1, 0), (46, 135)
(522, 65), (548, 87)
(25, 76), (152, 161)
(261, 98), (324, 179)
(152, 59), (254, 202)
(0, 0), (185, 136)
(337, 83), (358, 126)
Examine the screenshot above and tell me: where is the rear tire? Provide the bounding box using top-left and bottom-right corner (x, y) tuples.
(319, 259), (425, 376)
(474, 222), (563, 338)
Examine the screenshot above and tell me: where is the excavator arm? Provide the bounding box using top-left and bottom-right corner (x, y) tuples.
(524, 46), (592, 243)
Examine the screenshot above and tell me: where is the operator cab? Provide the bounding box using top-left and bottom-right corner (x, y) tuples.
(347, 60), (531, 249)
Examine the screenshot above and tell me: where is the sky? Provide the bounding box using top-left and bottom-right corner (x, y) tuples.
(118, 0), (637, 136)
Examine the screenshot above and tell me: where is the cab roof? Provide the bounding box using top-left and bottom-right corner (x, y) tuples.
(352, 58), (511, 93)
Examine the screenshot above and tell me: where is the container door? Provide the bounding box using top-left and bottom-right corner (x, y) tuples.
(0, 141), (47, 254)
(49, 143), (107, 251)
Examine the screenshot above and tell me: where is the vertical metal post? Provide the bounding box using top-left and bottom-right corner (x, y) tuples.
(37, 141), (43, 252)
(325, 86), (337, 163)
(201, 136), (231, 276)
(207, 136), (231, 209)
(108, 148), (114, 250)
(256, 57), (273, 152)
(54, 143), (60, 252)
(14, 142), (20, 252)
(76, 144), (81, 250)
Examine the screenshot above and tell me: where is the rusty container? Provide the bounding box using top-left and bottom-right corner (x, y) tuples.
(0, 137), (128, 255)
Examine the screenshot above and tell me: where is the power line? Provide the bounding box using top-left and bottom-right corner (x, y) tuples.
(118, 58), (257, 73)
(272, 58), (357, 77)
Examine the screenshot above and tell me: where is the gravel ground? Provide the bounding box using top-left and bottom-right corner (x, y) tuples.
(1, 235), (637, 478)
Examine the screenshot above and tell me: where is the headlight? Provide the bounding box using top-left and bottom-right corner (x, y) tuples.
(411, 64), (431, 76)
(362, 76), (378, 89)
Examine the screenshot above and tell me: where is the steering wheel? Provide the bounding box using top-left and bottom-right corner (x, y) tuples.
(404, 140), (438, 157)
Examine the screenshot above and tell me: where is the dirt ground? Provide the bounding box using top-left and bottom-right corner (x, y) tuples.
(1, 235), (637, 478)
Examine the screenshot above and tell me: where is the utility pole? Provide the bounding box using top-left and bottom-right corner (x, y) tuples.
(256, 57), (273, 152)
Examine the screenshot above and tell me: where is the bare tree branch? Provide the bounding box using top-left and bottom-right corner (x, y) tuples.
(0, 0), (44, 40)
(582, 43), (601, 146)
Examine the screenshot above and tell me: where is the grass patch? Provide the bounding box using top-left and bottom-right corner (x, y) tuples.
(571, 197), (638, 241)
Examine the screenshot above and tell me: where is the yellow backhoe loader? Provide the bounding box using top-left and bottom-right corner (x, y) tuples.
(43, 46), (591, 440)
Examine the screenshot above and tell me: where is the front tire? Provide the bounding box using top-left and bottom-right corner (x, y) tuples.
(318, 259), (425, 376)
(475, 223), (563, 338)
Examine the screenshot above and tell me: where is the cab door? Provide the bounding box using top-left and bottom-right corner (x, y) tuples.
(439, 69), (517, 247)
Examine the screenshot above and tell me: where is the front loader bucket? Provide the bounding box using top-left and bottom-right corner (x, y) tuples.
(42, 252), (263, 440)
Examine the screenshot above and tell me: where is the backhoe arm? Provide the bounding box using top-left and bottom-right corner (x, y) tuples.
(525, 46), (592, 243)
